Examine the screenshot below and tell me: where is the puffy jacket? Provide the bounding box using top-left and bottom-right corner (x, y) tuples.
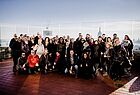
(28, 54), (39, 68)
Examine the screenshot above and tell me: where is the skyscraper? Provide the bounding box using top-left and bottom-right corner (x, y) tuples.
(97, 27), (102, 37)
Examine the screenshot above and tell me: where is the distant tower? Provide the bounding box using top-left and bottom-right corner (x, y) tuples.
(97, 27), (102, 37)
(43, 26), (52, 38)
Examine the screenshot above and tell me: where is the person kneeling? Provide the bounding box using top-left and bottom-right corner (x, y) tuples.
(28, 50), (39, 74)
(65, 50), (78, 78)
(17, 53), (28, 74)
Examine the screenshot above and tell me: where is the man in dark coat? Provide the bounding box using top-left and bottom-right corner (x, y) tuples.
(9, 34), (21, 73)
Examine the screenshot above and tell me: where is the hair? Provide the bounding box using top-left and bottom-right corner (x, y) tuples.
(124, 35), (131, 40)
(82, 52), (90, 60)
(107, 37), (112, 42)
(45, 37), (50, 42)
(113, 33), (117, 36)
(58, 37), (64, 43)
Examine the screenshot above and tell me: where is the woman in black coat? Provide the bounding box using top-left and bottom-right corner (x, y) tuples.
(79, 52), (93, 79)
(90, 40), (100, 75)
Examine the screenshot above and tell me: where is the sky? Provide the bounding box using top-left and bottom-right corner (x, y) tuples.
(0, 0), (140, 25)
(0, 0), (140, 43)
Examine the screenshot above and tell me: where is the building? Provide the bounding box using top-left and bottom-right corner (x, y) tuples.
(97, 27), (102, 37)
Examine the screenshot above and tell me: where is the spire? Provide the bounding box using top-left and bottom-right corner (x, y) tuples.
(97, 27), (102, 37)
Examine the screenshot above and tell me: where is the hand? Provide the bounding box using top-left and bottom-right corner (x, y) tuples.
(23, 64), (25, 68)
(54, 62), (56, 65)
(35, 63), (39, 67)
(45, 65), (48, 69)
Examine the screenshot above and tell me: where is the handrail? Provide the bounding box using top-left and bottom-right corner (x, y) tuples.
(0, 47), (11, 62)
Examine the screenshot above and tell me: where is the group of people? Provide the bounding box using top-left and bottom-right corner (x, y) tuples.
(9, 32), (134, 80)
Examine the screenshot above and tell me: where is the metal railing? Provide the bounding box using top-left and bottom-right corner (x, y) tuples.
(0, 47), (11, 61)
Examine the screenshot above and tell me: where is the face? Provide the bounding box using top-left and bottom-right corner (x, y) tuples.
(31, 50), (35, 55)
(85, 42), (89, 46)
(124, 35), (128, 40)
(71, 38), (74, 43)
(50, 39), (53, 43)
(95, 41), (98, 44)
(79, 33), (82, 39)
(90, 38), (94, 42)
(17, 38), (21, 42)
(20, 35), (23, 39)
(70, 50), (74, 55)
(115, 39), (120, 45)
(86, 34), (90, 38)
(67, 35), (70, 39)
(38, 35), (42, 39)
(113, 34), (117, 38)
(14, 34), (17, 38)
(79, 35), (82, 39)
(98, 37), (102, 42)
(66, 42), (69, 46)
(24, 37), (28, 42)
(45, 38), (49, 42)
(56, 52), (60, 56)
(21, 53), (26, 57)
(63, 36), (66, 39)
(37, 33), (40, 37)
(106, 43), (110, 48)
(60, 38), (63, 43)
(107, 37), (111, 42)
(56, 35), (58, 38)
(83, 53), (87, 59)
(102, 34), (105, 38)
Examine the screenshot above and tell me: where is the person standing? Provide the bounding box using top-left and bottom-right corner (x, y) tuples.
(122, 35), (134, 60)
(9, 34), (21, 74)
(111, 38), (126, 80)
(35, 38), (44, 58)
(21, 36), (30, 57)
(79, 52), (93, 79)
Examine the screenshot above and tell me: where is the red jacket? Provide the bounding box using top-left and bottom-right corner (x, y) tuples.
(28, 54), (39, 68)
